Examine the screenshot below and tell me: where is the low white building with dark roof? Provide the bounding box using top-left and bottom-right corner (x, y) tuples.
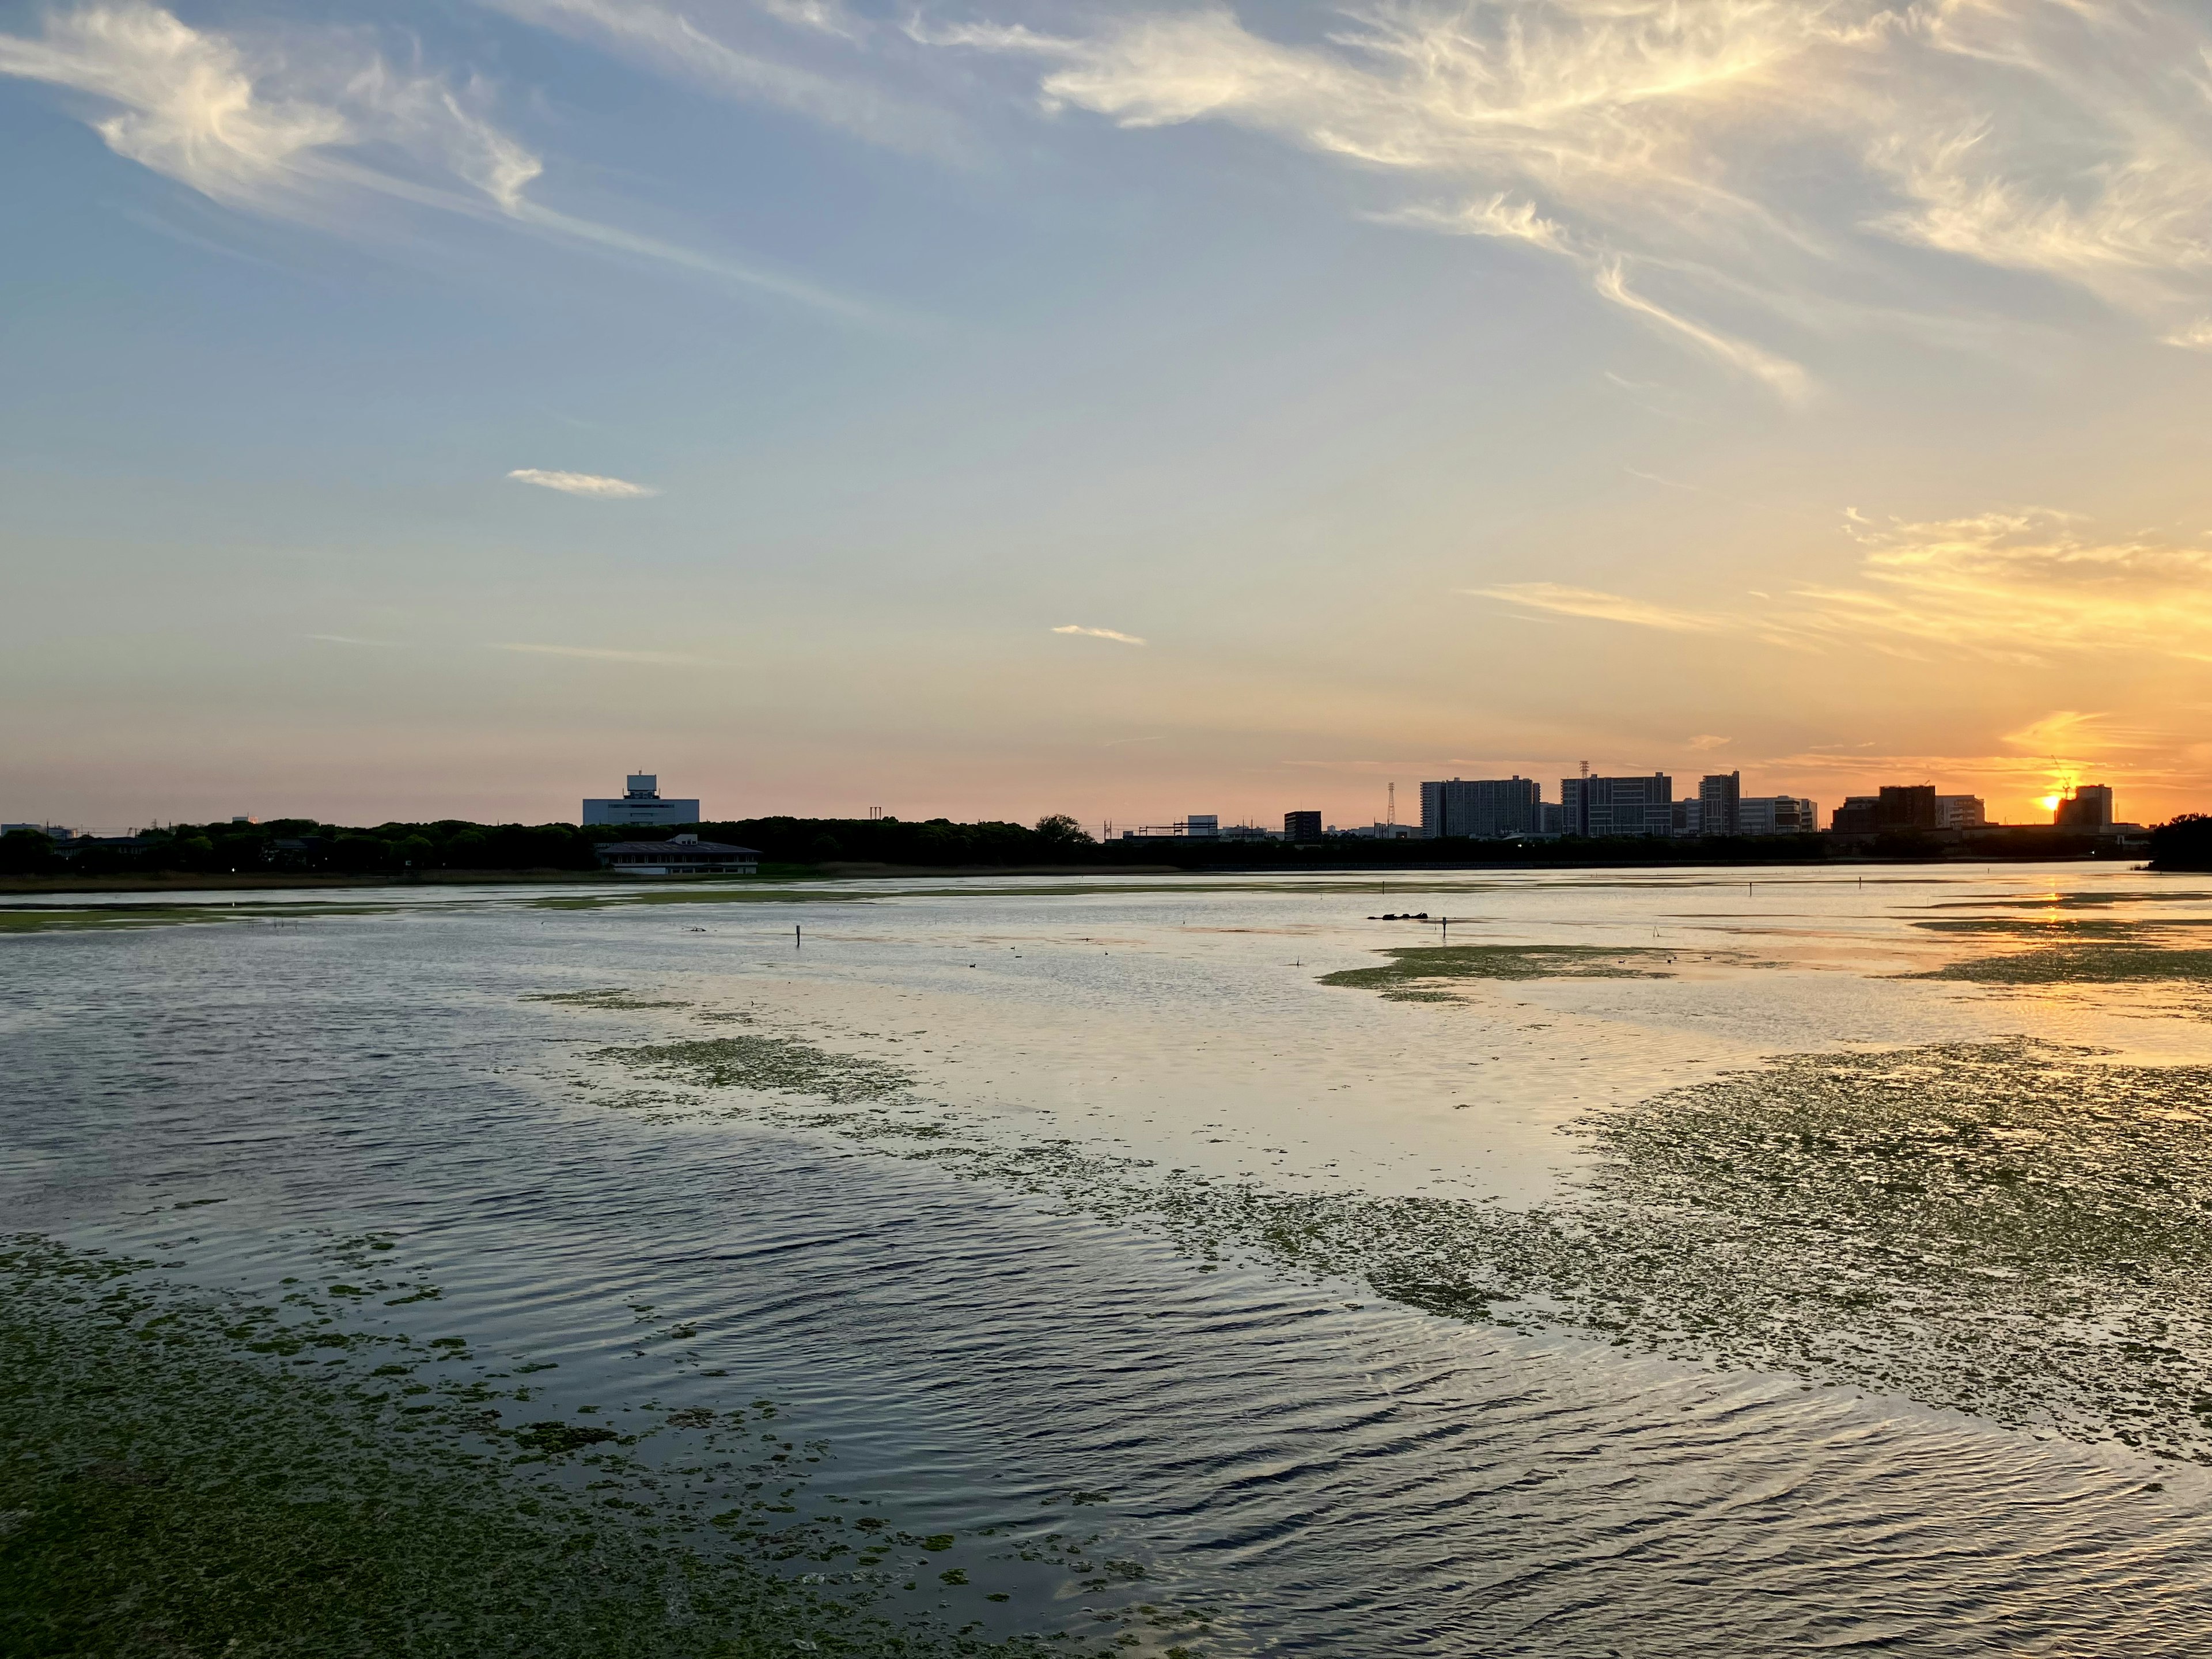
(593, 834), (759, 876)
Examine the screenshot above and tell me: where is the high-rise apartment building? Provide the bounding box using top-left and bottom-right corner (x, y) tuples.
(1560, 773), (1673, 837)
(2055, 785), (2115, 830)
(1876, 785), (1937, 831)
(1283, 810), (1323, 841)
(1420, 777), (1544, 839)
(1698, 772), (1741, 835)
(1934, 794), (1987, 830)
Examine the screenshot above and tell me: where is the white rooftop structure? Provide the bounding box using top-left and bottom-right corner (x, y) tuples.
(582, 773), (702, 828)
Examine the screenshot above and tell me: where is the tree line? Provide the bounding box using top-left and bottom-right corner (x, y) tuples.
(0, 811), (2162, 880)
(0, 815), (1103, 877)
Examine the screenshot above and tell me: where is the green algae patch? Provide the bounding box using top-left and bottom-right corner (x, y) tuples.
(0, 902), (395, 935)
(1554, 1040), (2212, 1456)
(594, 1035), (915, 1105)
(1903, 939), (2212, 984)
(525, 988), (693, 1010)
(512, 1420), (621, 1455)
(1320, 944), (1683, 1002)
(0, 906), (209, 934)
(1911, 917), (2200, 937)
(1927, 891), (2212, 912)
(0, 1237), (1131, 1659)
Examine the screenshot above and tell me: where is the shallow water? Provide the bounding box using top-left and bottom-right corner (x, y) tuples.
(6, 861), (2212, 1653)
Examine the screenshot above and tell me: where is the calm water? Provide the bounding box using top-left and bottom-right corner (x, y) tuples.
(6, 863), (2211, 1653)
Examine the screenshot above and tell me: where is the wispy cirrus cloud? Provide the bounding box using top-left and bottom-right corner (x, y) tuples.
(1472, 509), (2212, 664)
(1052, 623), (1146, 645)
(491, 641), (700, 663)
(482, 0), (968, 159)
(1463, 584), (1729, 635)
(1592, 262), (1812, 404)
(921, 0), (2212, 391)
(0, 5), (535, 222)
(508, 467), (658, 498)
(0, 2), (886, 319)
(306, 632), (400, 647)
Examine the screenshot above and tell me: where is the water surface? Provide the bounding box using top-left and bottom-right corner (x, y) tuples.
(6, 862), (2210, 1653)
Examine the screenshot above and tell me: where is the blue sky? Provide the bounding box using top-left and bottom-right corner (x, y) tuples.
(6, 0), (2212, 830)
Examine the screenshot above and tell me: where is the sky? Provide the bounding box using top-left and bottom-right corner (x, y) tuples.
(5, 0), (2212, 833)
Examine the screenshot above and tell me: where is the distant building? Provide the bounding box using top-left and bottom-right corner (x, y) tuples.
(2055, 784), (2115, 831)
(1672, 799), (1702, 836)
(1420, 777), (1544, 839)
(1876, 785), (1937, 831)
(1831, 796), (1878, 835)
(1284, 810), (1323, 841)
(1698, 772), (1741, 835)
(1185, 813), (1219, 839)
(1738, 796), (1819, 835)
(582, 774), (702, 828)
(1935, 794), (1987, 830)
(1831, 786), (1938, 835)
(593, 834), (758, 875)
(1560, 773), (1673, 837)
(1540, 802), (1564, 836)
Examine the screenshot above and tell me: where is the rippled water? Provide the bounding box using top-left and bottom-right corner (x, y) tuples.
(6, 863), (2212, 1653)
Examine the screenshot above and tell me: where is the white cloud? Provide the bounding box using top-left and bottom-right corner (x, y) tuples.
(1464, 583), (1729, 635)
(924, 0), (2212, 381)
(306, 632), (400, 646)
(508, 467), (658, 497)
(1865, 5), (2212, 317)
(1052, 623), (1147, 645)
(0, 4), (525, 220)
(1687, 733), (1731, 751)
(0, 2), (885, 319)
(1592, 261), (1810, 402)
(491, 642), (698, 662)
